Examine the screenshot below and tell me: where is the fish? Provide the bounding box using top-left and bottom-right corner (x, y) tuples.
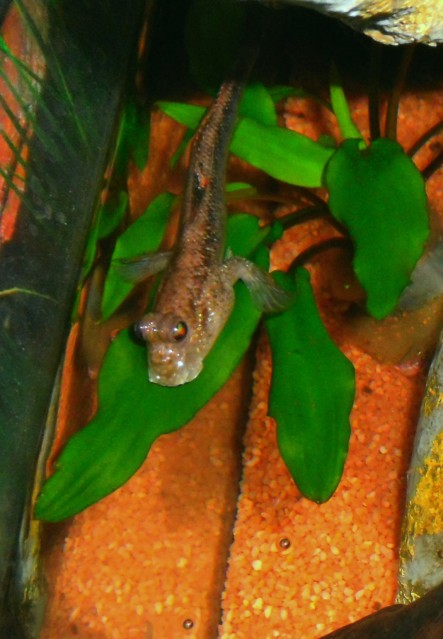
(128, 74), (290, 386)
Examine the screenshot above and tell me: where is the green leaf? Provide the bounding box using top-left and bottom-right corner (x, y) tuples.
(97, 191), (129, 240)
(158, 101), (334, 187)
(330, 64), (363, 142)
(325, 138), (430, 319)
(35, 215), (273, 522)
(227, 213), (278, 254)
(101, 193), (175, 320)
(157, 101), (203, 130)
(226, 181), (255, 193)
(317, 134), (337, 149)
(239, 82), (277, 126)
(266, 268), (355, 503)
(81, 191), (129, 281)
(232, 117), (333, 187)
(114, 97), (150, 175)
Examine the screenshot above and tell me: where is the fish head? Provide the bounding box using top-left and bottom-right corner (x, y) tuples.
(134, 311), (204, 386)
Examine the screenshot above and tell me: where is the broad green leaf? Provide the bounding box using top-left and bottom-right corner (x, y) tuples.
(227, 213), (283, 250)
(157, 101), (204, 129)
(239, 82), (277, 126)
(35, 215), (275, 522)
(317, 134), (337, 149)
(266, 268), (355, 503)
(158, 101), (333, 187)
(325, 138), (430, 319)
(232, 117), (333, 187)
(101, 193), (175, 320)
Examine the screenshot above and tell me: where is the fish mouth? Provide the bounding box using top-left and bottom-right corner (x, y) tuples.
(148, 346), (203, 387)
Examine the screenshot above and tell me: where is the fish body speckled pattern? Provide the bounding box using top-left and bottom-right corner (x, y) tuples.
(250, 0), (443, 44)
(135, 58), (290, 386)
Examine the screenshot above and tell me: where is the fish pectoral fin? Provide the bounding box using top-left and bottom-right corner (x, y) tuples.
(224, 257), (293, 313)
(114, 251), (172, 283)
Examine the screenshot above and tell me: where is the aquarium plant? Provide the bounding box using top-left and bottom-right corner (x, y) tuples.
(33, 1), (431, 522)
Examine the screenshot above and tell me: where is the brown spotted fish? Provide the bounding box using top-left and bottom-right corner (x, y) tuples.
(131, 77), (289, 386)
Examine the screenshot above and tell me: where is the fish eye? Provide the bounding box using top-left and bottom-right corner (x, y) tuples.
(131, 321), (146, 344)
(172, 320), (188, 341)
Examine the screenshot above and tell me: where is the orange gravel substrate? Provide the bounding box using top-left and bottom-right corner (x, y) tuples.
(218, 320), (424, 638)
(41, 361), (251, 639)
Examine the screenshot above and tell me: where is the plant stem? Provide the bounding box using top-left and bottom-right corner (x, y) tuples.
(288, 236), (351, 271)
(368, 41), (382, 141)
(385, 45), (415, 140)
(422, 148), (443, 181)
(408, 119), (443, 157)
